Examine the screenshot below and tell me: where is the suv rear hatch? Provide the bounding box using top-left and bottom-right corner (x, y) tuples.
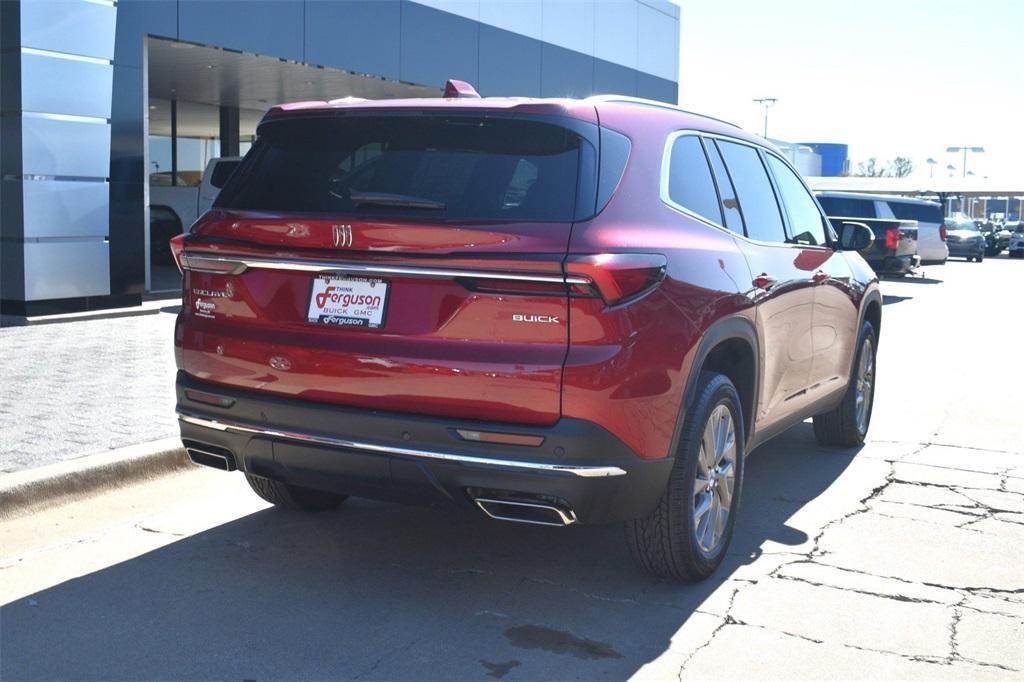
(176, 110), (599, 425)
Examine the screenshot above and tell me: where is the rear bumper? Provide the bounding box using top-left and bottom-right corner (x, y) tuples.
(947, 242), (985, 257)
(175, 372), (672, 524)
(869, 254), (919, 275)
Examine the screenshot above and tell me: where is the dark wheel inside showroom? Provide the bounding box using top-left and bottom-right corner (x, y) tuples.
(626, 371), (745, 582)
(813, 320), (877, 447)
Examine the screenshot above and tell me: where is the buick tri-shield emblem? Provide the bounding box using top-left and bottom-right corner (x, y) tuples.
(332, 224), (353, 248)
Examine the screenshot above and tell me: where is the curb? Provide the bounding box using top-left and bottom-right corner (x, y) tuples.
(0, 298), (181, 328)
(0, 438), (190, 520)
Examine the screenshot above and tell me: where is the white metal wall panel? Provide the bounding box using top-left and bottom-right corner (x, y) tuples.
(20, 0), (117, 60)
(594, 0), (638, 69)
(22, 180), (109, 240)
(21, 116), (111, 178)
(478, 0), (542, 39)
(541, 0), (594, 56)
(21, 53), (114, 119)
(23, 240), (111, 300)
(637, 2), (678, 81)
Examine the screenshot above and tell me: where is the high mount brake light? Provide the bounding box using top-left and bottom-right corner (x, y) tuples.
(566, 254), (668, 305)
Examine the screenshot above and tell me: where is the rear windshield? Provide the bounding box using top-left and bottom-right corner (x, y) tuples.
(886, 201), (943, 224)
(215, 115), (583, 222)
(816, 195), (876, 218)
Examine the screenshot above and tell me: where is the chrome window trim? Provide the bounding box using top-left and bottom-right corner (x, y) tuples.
(182, 251), (591, 285)
(660, 130), (835, 253)
(177, 412), (628, 478)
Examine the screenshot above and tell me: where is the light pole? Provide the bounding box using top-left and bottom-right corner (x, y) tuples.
(926, 157), (937, 179)
(753, 97), (777, 138)
(946, 146), (984, 178)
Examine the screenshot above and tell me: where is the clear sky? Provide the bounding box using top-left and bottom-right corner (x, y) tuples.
(677, 0), (1023, 179)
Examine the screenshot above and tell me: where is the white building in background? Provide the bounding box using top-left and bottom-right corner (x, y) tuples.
(770, 139), (823, 177)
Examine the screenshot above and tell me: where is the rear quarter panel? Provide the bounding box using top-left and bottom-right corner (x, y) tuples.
(564, 105), (754, 460)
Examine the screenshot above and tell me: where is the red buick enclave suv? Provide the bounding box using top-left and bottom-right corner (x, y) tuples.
(172, 81), (881, 581)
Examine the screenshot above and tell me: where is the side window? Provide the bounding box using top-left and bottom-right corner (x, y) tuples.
(704, 139), (744, 234)
(717, 140), (786, 243)
(765, 155), (828, 246)
(817, 196), (876, 219)
(666, 134), (723, 225)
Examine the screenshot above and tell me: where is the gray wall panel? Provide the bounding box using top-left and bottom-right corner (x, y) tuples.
(20, 0), (116, 59)
(593, 59), (637, 97)
(477, 25), (541, 97)
(400, 1), (478, 88)
(21, 116), (111, 178)
(637, 72), (677, 104)
(109, 65), (144, 185)
(305, 0), (401, 80)
(540, 43), (593, 98)
(22, 180), (109, 239)
(178, 0), (304, 62)
(21, 53), (113, 119)
(113, 0), (177, 68)
(24, 240), (110, 300)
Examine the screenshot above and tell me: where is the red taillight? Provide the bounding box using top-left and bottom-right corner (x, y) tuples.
(566, 253), (667, 305)
(885, 227), (900, 251)
(939, 223), (948, 241)
(170, 234), (187, 273)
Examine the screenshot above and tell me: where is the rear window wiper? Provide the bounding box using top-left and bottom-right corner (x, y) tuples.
(348, 191), (446, 210)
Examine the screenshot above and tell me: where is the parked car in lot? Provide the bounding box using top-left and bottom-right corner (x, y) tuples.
(1008, 223), (1024, 258)
(816, 196), (919, 276)
(944, 216), (987, 261)
(815, 192), (946, 265)
(982, 220), (1014, 256)
(170, 83), (882, 582)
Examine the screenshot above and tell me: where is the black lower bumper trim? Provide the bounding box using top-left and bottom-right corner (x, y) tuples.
(175, 372), (673, 524)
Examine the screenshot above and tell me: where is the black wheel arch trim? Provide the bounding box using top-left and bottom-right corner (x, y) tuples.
(674, 314), (760, 456)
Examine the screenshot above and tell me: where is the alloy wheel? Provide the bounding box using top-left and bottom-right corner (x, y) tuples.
(855, 338), (875, 435)
(693, 404), (737, 553)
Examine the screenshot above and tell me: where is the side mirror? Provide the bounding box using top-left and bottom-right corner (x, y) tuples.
(838, 221), (874, 251)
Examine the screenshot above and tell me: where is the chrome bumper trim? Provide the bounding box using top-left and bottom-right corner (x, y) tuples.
(182, 252), (590, 285)
(177, 412), (627, 478)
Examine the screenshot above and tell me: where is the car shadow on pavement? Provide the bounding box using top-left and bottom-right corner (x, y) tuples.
(882, 294), (913, 306)
(0, 423), (860, 681)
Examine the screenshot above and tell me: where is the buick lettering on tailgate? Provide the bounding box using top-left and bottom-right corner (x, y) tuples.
(307, 275), (388, 328)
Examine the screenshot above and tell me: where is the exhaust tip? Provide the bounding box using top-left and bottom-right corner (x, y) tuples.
(185, 444), (236, 472)
(474, 497), (577, 527)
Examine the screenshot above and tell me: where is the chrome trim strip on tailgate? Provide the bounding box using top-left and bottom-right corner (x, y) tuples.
(177, 412), (627, 478)
(182, 252), (591, 285)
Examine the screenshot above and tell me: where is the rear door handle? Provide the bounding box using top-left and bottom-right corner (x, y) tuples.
(812, 270), (829, 284)
(752, 273), (777, 290)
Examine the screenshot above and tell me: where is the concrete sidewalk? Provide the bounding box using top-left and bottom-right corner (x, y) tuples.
(0, 306), (180, 473)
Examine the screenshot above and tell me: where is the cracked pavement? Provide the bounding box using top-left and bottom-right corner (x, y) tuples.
(1, 259), (1023, 680)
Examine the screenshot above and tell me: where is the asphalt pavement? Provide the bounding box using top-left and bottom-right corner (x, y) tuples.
(1, 257), (1023, 680)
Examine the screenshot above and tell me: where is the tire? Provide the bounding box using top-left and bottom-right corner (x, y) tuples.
(625, 371), (745, 582)
(245, 474), (347, 511)
(813, 321), (877, 447)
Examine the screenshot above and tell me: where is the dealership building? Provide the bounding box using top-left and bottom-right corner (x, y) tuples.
(1, 0), (680, 316)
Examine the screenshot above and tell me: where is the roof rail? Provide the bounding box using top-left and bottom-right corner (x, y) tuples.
(586, 95), (742, 130)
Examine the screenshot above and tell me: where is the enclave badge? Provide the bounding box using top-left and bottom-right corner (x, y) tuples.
(332, 224), (353, 248)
